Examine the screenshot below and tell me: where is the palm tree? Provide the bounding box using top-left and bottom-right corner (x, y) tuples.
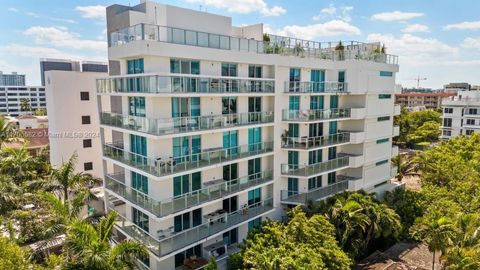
(410, 213), (457, 270)
(0, 146), (37, 184)
(64, 211), (148, 270)
(391, 153), (420, 182)
(20, 98), (32, 112)
(50, 153), (101, 202)
(0, 116), (14, 148)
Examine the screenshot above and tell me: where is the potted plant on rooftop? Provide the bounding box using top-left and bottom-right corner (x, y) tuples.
(335, 41), (345, 60)
(293, 43), (305, 57)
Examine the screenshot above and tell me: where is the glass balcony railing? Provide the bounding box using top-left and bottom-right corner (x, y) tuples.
(112, 198), (273, 257)
(103, 141), (274, 177)
(281, 156), (350, 177)
(105, 170), (273, 217)
(282, 108), (351, 122)
(281, 132), (350, 149)
(284, 81), (348, 93)
(280, 180), (349, 205)
(96, 74), (275, 95)
(109, 23), (398, 65)
(100, 111), (274, 136)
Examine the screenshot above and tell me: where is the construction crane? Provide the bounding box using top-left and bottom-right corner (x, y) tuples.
(407, 76), (427, 88)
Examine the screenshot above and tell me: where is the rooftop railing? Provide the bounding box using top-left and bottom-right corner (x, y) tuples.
(103, 141), (274, 177)
(281, 132), (350, 150)
(109, 23), (398, 65)
(97, 74), (275, 95)
(282, 108), (351, 122)
(284, 81), (348, 94)
(112, 197), (273, 257)
(280, 180), (349, 205)
(105, 170), (273, 217)
(280, 156), (350, 177)
(100, 111), (274, 136)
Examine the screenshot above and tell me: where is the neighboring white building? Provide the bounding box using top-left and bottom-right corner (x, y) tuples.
(46, 70), (107, 178)
(99, 1), (400, 269)
(441, 90), (480, 139)
(5, 114), (48, 129)
(0, 85), (46, 116)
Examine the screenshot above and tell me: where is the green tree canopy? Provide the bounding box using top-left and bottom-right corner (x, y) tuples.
(395, 108), (441, 148)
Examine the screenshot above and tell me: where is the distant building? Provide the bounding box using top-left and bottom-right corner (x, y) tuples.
(395, 92), (456, 109)
(444, 82), (480, 93)
(40, 59), (108, 86)
(0, 86), (46, 116)
(5, 114), (48, 129)
(0, 71), (26, 86)
(46, 69), (107, 178)
(3, 128), (49, 156)
(441, 90), (480, 139)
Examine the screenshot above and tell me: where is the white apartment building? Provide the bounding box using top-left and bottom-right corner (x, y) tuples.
(46, 70), (106, 178)
(98, 1), (400, 269)
(441, 90), (480, 139)
(0, 85), (46, 116)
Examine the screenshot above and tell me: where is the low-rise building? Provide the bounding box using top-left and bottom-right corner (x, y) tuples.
(395, 92), (456, 109)
(441, 90), (480, 139)
(5, 114), (48, 129)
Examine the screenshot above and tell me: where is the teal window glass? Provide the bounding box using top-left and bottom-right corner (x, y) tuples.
(173, 136), (190, 162)
(248, 158), (261, 180)
(308, 176), (322, 190)
(248, 97), (262, 122)
(378, 94), (392, 99)
(328, 172), (336, 184)
(222, 97), (237, 114)
(380, 71), (393, 77)
(288, 151), (299, 166)
(289, 68), (301, 82)
(130, 134), (147, 156)
(248, 217), (262, 231)
(127, 58), (144, 74)
(328, 147), (337, 160)
(376, 138), (390, 144)
(223, 131), (238, 155)
(174, 245), (202, 268)
(174, 209), (202, 233)
(310, 96), (324, 110)
(132, 207), (149, 232)
(248, 188), (261, 206)
(311, 69), (325, 92)
(248, 65), (262, 78)
(221, 63), (237, 76)
(309, 123), (323, 137)
(330, 96), (339, 109)
(173, 174), (189, 197)
(248, 127), (262, 151)
(289, 96), (300, 110)
(170, 59), (200, 74)
(288, 177), (298, 196)
(377, 116), (390, 122)
(131, 171), (148, 194)
(223, 228), (238, 245)
(288, 123), (299, 137)
(308, 149), (322, 165)
(223, 163), (238, 181)
(338, 71), (345, 83)
(171, 97), (200, 118)
(128, 97), (146, 117)
(191, 135), (201, 160)
(376, 160), (389, 166)
(329, 121), (338, 135)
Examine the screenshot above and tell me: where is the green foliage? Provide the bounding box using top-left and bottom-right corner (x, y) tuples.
(0, 237), (32, 270)
(384, 188), (425, 237)
(205, 256), (218, 270)
(395, 108), (441, 148)
(230, 207), (352, 270)
(391, 153), (420, 182)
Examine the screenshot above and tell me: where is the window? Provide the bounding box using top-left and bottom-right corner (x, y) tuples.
(443, 118), (452, 127)
(444, 108), (453, 114)
(174, 245), (202, 268)
(442, 130), (452, 136)
(222, 97), (237, 114)
(288, 123), (299, 137)
(287, 178), (298, 196)
(173, 172), (201, 196)
(308, 150), (322, 164)
(310, 96), (324, 110)
(174, 209), (202, 233)
(377, 116), (390, 122)
(83, 162), (93, 171)
(466, 119), (475, 125)
(289, 96), (300, 110)
(83, 139), (92, 148)
(308, 176), (322, 190)
(468, 108), (478, 115)
(80, 92), (90, 101)
(330, 95), (339, 109)
(221, 63), (237, 77)
(288, 68), (301, 92)
(127, 58), (144, 74)
(378, 94), (391, 99)
(170, 59), (200, 74)
(376, 160), (389, 166)
(81, 115), (91, 124)
(466, 130), (474, 135)
(129, 97), (146, 117)
(376, 138), (389, 144)
(248, 65), (262, 78)
(132, 207), (149, 232)
(328, 172), (336, 184)
(248, 217), (262, 231)
(132, 171), (148, 194)
(380, 71), (393, 77)
(248, 188), (261, 206)
(130, 134), (147, 156)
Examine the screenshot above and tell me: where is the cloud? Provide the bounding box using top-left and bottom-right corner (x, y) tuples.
(0, 44), (87, 60)
(402, 24), (430, 33)
(8, 7), (19, 12)
(23, 10), (76, 24)
(266, 20), (360, 39)
(24, 26), (107, 52)
(371, 11), (424, 21)
(75, 5), (106, 20)
(184, 0), (286, 16)
(444, 21), (480, 30)
(461, 37), (480, 49)
(313, 4), (353, 22)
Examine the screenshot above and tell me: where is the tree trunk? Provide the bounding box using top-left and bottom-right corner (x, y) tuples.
(64, 186), (68, 202)
(432, 250), (435, 270)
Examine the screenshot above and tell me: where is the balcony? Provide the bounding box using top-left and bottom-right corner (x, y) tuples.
(281, 132), (350, 150)
(105, 170), (273, 218)
(280, 180), (349, 205)
(100, 111), (274, 137)
(394, 104), (401, 116)
(103, 141), (274, 178)
(109, 23), (398, 65)
(282, 108), (351, 122)
(112, 198), (273, 257)
(339, 153), (364, 168)
(96, 74), (274, 95)
(284, 81), (348, 94)
(280, 156), (349, 177)
(393, 125), (400, 137)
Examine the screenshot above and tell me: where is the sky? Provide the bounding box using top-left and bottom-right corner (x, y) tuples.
(0, 0), (479, 89)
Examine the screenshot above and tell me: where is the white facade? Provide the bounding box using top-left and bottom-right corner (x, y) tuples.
(441, 90), (480, 139)
(100, 2), (399, 269)
(46, 70), (106, 178)
(0, 86), (46, 116)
